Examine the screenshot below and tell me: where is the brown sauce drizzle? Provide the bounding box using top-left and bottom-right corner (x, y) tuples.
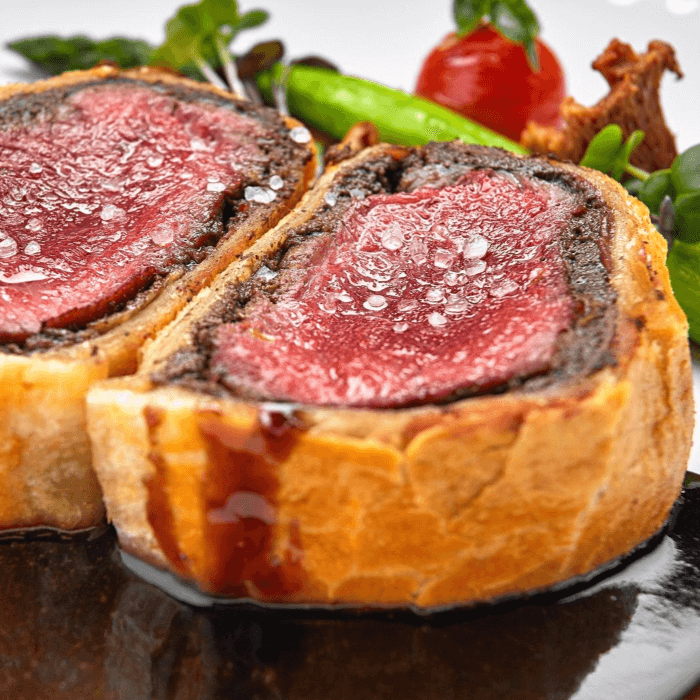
(196, 406), (308, 600)
(143, 406), (190, 576)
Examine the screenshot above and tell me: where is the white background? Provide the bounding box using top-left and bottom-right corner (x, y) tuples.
(0, 0), (698, 469)
(0, 0), (697, 148)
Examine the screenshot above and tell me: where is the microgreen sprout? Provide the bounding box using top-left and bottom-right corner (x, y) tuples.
(150, 0), (269, 93)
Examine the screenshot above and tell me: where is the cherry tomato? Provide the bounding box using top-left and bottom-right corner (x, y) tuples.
(415, 25), (566, 142)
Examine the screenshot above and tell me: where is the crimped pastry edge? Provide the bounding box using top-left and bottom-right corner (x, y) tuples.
(87, 144), (694, 608)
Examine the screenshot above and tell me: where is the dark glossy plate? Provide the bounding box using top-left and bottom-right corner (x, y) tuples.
(2, 478), (700, 700)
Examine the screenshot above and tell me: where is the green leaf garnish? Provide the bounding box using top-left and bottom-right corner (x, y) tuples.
(667, 240), (700, 343)
(623, 177), (643, 196)
(582, 130), (700, 255)
(674, 191), (700, 244)
(671, 144), (700, 196)
(6, 35), (155, 74)
(453, 0), (490, 36)
(236, 8), (269, 31)
(583, 128), (700, 341)
(453, 0), (540, 68)
(151, 0), (269, 79)
(637, 169), (674, 215)
(579, 124), (623, 172)
(490, 1), (539, 66)
(611, 129), (644, 181)
(148, 0), (269, 94)
(151, 6), (210, 69)
(579, 125), (646, 183)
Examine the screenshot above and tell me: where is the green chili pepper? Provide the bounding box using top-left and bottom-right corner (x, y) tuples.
(256, 63), (527, 154)
(667, 240), (700, 342)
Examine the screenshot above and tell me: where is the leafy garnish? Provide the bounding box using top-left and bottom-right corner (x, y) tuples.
(152, 5), (213, 69)
(674, 191), (700, 244)
(637, 169), (673, 214)
(150, 0), (268, 88)
(579, 124), (646, 180)
(671, 144), (700, 195)
(579, 124), (624, 172)
(7, 35), (155, 74)
(582, 126), (700, 245)
(453, 0), (489, 34)
(643, 145), (700, 245)
(453, 0), (540, 67)
(611, 129), (645, 181)
(667, 240), (700, 342)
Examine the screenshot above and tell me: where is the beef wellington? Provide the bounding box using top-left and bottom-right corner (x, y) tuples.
(87, 141), (693, 609)
(0, 66), (316, 531)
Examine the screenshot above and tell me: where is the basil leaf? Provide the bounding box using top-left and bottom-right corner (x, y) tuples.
(7, 35), (154, 74)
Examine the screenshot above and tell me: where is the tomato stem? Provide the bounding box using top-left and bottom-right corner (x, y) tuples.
(453, 0), (541, 69)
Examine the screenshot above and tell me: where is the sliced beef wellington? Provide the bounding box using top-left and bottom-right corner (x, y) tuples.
(87, 142), (694, 609)
(0, 65), (316, 532)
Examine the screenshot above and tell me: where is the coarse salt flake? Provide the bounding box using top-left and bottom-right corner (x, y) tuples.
(289, 126), (311, 143)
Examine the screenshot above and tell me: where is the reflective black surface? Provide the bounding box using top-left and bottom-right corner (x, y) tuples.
(2, 482), (700, 700)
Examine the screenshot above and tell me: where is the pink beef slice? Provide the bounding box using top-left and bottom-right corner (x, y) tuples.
(211, 169), (581, 408)
(0, 81), (279, 342)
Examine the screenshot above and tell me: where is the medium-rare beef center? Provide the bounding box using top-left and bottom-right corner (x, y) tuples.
(199, 144), (613, 408)
(0, 75), (306, 343)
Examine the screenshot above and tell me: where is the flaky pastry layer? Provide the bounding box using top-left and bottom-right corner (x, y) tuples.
(87, 145), (693, 608)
